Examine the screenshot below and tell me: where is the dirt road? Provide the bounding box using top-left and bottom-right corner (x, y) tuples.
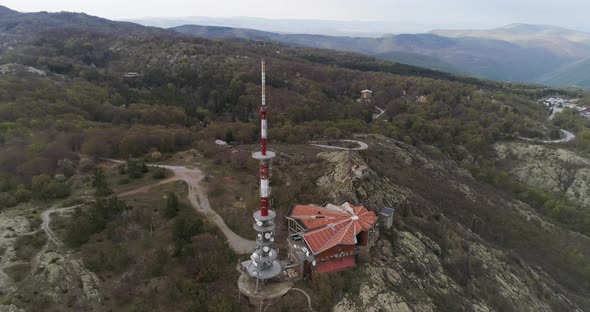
(105, 160), (256, 254)
(310, 139), (369, 151)
(519, 129), (576, 144)
(41, 205), (82, 246)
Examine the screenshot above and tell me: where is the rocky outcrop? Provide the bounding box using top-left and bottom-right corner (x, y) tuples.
(0, 205), (102, 310)
(0, 210), (34, 295)
(495, 142), (590, 208)
(319, 136), (585, 311)
(334, 229), (582, 312)
(317, 151), (411, 209)
(26, 248), (103, 306)
(0, 304), (25, 312)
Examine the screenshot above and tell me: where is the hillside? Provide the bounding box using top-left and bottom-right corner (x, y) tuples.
(1, 5), (590, 312)
(538, 57), (590, 87)
(172, 24), (588, 84)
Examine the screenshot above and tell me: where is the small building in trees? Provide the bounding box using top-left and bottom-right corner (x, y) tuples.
(286, 202), (378, 279)
(360, 89), (373, 102)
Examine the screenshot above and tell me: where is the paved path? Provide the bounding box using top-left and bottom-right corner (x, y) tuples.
(519, 129), (576, 144)
(310, 139), (369, 151)
(519, 106), (577, 144)
(373, 106), (386, 119)
(291, 288), (315, 312)
(104, 159), (256, 254)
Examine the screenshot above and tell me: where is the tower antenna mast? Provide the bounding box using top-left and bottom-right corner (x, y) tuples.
(244, 59), (282, 291)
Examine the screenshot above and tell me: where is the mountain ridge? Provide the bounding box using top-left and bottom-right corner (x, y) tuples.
(172, 24), (585, 83)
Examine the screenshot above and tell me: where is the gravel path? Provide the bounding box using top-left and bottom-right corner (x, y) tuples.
(41, 205), (83, 246)
(104, 159), (256, 254)
(159, 165), (256, 254)
(310, 139), (369, 151)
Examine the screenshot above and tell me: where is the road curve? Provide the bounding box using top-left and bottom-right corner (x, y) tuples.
(290, 288), (316, 311)
(310, 139), (369, 151)
(373, 106), (386, 119)
(41, 205), (83, 246)
(103, 159), (256, 254)
(519, 129), (576, 144)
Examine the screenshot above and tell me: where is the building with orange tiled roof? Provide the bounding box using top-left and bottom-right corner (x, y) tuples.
(286, 202), (379, 279)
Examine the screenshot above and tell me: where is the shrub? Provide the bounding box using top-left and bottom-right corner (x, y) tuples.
(127, 159), (148, 179)
(93, 168), (112, 197)
(163, 192), (179, 219)
(0, 192), (18, 208)
(152, 167), (167, 180)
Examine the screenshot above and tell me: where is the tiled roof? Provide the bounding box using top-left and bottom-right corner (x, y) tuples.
(287, 202), (378, 254)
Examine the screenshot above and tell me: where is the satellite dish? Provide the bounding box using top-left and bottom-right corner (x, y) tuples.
(270, 237), (275, 242)
(256, 221), (263, 226)
(312, 260), (316, 266)
(263, 246), (270, 252)
(265, 233), (272, 239)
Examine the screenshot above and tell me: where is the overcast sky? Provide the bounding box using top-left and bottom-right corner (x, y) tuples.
(2, 0), (590, 31)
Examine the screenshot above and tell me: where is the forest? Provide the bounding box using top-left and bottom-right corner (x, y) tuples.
(2, 23), (586, 211)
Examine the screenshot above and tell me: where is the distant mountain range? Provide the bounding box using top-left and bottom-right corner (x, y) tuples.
(124, 16), (467, 37)
(4, 3), (590, 88)
(172, 24), (590, 88)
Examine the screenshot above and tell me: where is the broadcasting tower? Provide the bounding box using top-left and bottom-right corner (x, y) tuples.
(244, 59), (282, 290)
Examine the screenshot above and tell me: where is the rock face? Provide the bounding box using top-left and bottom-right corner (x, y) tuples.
(0, 210), (34, 295)
(334, 230), (581, 312)
(317, 151), (411, 209)
(0, 304), (25, 312)
(24, 248), (103, 308)
(317, 135), (585, 311)
(0, 205), (102, 311)
(495, 142), (590, 208)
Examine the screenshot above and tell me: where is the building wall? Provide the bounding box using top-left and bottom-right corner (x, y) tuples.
(316, 244), (355, 263)
(307, 244), (356, 278)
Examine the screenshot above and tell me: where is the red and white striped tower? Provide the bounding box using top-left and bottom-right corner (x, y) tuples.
(259, 58), (270, 216)
(245, 59), (281, 290)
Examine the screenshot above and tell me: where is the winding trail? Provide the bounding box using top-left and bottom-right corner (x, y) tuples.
(519, 129), (576, 144)
(373, 106), (386, 119)
(41, 205), (83, 246)
(310, 139), (369, 151)
(105, 160), (256, 254)
(519, 106), (577, 144)
(290, 288), (315, 312)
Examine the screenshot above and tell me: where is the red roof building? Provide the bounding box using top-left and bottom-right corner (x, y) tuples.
(286, 202), (379, 278)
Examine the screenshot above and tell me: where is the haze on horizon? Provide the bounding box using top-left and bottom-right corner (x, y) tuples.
(2, 0), (590, 33)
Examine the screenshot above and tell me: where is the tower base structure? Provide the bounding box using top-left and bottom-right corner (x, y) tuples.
(237, 272), (294, 301)
(237, 272), (294, 312)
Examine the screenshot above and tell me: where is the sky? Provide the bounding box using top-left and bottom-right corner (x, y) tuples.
(2, 0), (590, 32)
